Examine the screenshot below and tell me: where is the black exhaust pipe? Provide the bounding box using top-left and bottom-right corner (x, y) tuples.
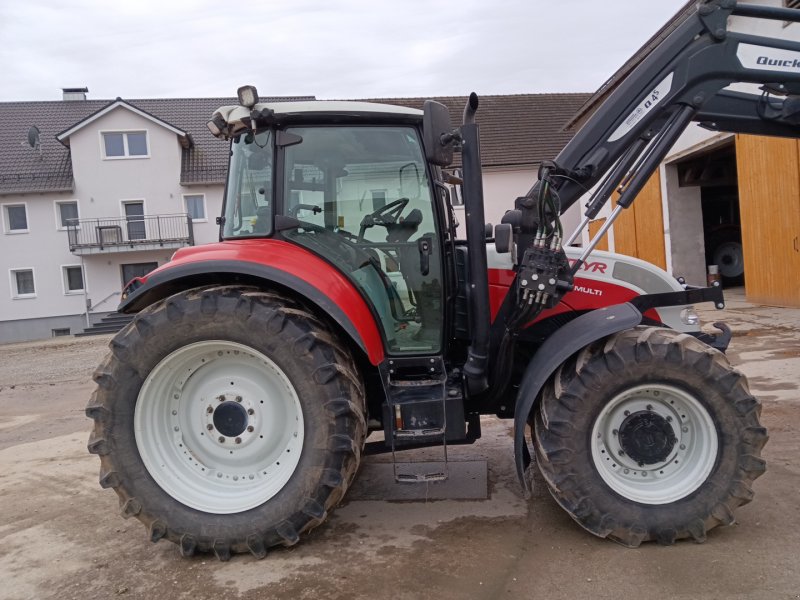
(460, 93), (490, 394)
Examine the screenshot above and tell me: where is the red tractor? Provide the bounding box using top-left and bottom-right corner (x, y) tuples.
(89, 0), (799, 559)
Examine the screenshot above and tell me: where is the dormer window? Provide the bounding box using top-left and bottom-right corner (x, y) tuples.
(102, 131), (148, 159)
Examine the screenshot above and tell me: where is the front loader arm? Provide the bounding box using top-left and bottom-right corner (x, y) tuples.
(537, 1), (800, 226)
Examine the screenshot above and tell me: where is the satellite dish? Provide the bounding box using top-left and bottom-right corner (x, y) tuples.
(27, 125), (41, 150)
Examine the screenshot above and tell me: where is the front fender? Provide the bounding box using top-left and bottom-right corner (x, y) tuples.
(513, 302), (643, 494)
(119, 240), (385, 365)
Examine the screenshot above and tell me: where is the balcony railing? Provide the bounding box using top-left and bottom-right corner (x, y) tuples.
(66, 213), (195, 254)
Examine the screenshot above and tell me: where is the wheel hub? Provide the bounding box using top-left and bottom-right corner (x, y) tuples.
(590, 384), (719, 504)
(619, 411), (677, 465)
(213, 401), (249, 438)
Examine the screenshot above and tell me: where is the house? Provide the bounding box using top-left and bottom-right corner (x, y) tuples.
(571, 0), (800, 307)
(0, 89), (588, 343)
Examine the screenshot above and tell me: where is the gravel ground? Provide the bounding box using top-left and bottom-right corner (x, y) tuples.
(0, 335), (112, 388)
(0, 290), (798, 600)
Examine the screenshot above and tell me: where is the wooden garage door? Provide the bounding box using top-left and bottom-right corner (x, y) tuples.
(609, 171), (668, 270)
(735, 135), (800, 307)
(587, 218), (609, 251)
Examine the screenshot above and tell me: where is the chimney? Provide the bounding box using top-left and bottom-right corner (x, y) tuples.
(62, 87), (89, 101)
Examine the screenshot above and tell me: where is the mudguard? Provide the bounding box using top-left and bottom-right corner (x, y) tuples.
(118, 240), (385, 365)
(513, 302), (643, 494)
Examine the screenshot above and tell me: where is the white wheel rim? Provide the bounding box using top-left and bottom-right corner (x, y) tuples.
(134, 341), (304, 514)
(590, 384), (718, 505)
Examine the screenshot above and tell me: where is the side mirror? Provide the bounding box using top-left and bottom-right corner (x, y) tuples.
(422, 100), (455, 166)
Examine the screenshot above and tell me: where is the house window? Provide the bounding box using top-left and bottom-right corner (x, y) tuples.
(63, 265), (85, 293)
(3, 204), (28, 233)
(184, 194), (206, 221)
(10, 268), (35, 298)
(102, 131), (149, 158)
(56, 201), (79, 229)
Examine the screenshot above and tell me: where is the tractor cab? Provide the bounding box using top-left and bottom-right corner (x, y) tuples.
(219, 103), (447, 356)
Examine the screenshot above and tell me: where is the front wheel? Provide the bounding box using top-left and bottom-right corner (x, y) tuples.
(534, 327), (768, 546)
(86, 286), (366, 560)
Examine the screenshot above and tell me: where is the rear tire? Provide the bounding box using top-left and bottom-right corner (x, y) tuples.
(534, 327), (767, 547)
(86, 285), (366, 560)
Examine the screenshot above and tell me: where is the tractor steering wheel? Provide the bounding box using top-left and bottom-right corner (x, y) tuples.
(358, 198), (409, 242)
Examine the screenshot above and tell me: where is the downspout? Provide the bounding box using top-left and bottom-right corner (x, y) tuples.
(459, 93), (490, 394)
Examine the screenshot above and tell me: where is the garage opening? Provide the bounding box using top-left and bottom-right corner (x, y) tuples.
(676, 142), (744, 287)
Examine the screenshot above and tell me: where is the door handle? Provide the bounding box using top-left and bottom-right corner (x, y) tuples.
(418, 236), (433, 276)
(794, 236), (799, 253)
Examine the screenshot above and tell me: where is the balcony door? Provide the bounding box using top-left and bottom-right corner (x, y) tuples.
(124, 201), (146, 240)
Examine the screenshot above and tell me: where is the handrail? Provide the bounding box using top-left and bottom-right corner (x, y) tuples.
(89, 291), (120, 311)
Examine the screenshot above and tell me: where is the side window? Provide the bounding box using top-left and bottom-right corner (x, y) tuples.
(223, 131), (273, 237)
(282, 126), (442, 354)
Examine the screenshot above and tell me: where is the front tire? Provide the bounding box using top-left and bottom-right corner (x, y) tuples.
(534, 327), (767, 546)
(86, 286), (366, 560)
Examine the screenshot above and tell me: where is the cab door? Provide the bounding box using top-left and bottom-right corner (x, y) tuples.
(278, 125), (444, 355)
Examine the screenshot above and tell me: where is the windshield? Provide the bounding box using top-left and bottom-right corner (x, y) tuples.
(222, 130), (273, 238)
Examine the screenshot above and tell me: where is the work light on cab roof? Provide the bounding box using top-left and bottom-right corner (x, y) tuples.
(237, 84), (259, 109)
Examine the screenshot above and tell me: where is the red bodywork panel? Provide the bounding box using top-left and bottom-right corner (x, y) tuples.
(144, 240), (385, 365)
(488, 268), (660, 324)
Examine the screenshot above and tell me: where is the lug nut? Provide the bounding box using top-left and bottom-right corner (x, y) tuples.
(235, 396), (243, 403)
(218, 395), (225, 402)
(206, 424), (213, 431)
(235, 437), (242, 444)
(646, 404), (653, 411)
(247, 426), (254, 433)
(247, 408), (255, 415)
(612, 429), (618, 436)
(618, 450), (625, 456)
(207, 406), (214, 414)
(218, 436), (225, 443)
(624, 410), (630, 416)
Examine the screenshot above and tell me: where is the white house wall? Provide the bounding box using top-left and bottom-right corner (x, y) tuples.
(0, 190), (89, 322)
(453, 167), (581, 240)
(70, 107), (185, 219)
(0, 105), (225, 343)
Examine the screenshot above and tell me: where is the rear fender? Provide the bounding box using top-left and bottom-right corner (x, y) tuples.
(513, 302), (643, 494)
(119, 244), (385, 365)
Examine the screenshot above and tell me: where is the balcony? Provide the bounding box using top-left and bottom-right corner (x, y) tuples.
(66, 213), (195, 255)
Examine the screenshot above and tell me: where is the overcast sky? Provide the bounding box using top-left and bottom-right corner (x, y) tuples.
(1, 0), (688, 102)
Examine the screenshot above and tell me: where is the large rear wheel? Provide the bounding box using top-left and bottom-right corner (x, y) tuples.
(86, 286), (366, 559)
(534, 327), (767, 546)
